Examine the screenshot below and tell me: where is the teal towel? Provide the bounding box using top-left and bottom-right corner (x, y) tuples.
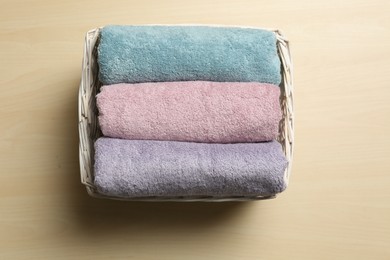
(98, 25), (281, 85)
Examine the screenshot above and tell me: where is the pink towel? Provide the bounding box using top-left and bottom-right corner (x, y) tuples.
(97, 81), (282, 143)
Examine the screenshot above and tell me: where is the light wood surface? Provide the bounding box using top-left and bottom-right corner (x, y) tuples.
(1, 0), (389, 259)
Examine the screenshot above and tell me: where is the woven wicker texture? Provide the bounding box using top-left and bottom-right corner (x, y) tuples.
(78, 25), (294, 201)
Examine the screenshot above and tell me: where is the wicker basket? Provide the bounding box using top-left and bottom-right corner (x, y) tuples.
(78, 25), (294, 201)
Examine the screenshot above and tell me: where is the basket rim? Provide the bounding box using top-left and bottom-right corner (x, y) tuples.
(78, 24), (294, 201)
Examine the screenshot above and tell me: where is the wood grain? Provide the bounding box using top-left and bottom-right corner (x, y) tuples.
(1, 0), (389, 259)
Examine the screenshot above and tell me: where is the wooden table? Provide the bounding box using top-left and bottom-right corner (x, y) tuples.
(1, 0), (389, 259)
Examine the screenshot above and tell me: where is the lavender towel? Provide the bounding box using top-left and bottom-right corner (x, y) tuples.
(94, 138), (288, 198)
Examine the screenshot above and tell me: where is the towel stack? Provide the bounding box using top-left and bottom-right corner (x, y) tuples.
(94, 25), (288, 199)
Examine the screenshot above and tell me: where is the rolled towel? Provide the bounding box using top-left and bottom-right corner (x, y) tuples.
(94, 138), (288, 198)
(98, 25), (281, 85)
(97, 81), (282, 143)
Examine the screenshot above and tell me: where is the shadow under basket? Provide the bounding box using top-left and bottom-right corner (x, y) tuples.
(78, 25), (294, 202)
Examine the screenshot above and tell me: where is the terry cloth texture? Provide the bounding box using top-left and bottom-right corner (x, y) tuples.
(94, 138), (288, 198)
(97, 81), (282, 143)
(98, 25), (281, 85)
